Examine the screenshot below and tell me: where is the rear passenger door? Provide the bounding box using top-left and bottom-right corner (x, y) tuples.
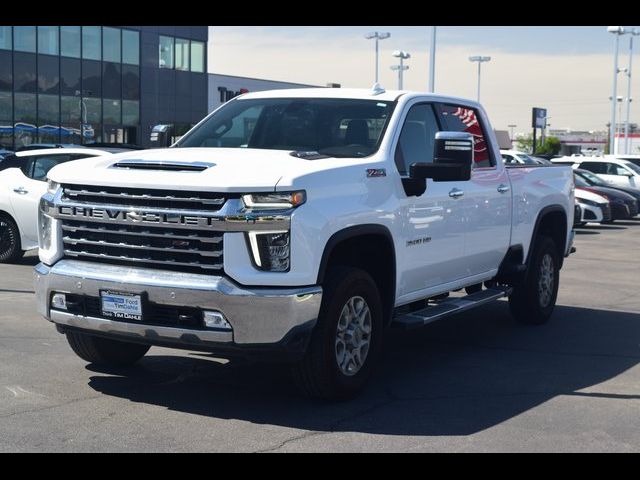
(435, 104), (511, 278)
(579, 161), (627, 187)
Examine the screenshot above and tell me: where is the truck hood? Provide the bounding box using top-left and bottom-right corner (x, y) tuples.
(48, 147), (337, 192)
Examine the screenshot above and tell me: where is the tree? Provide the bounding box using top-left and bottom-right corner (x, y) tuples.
(515, 135), (561, 155)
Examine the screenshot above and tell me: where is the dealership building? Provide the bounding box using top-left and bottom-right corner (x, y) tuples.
(0, 26), (208, 150)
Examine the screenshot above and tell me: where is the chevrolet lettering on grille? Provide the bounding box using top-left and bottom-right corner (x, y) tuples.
(58, 206), (219, 228)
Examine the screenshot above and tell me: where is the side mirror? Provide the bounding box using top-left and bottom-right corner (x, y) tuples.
(410, 132), (474, 182)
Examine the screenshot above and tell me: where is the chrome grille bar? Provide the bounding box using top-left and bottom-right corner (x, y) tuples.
(62, 237), (223, 257)
(63, 250), (224, 270)
(64, 188), (225, 205)
(61, 224), (222, 244)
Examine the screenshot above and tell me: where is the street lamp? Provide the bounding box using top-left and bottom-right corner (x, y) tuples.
(508, 124), (517, 141)
(468, 56), (491, 102)
(609, 95), (625, 153)
(608, 26), (627, 154)
(390, 50), (410, 89)
(624, 28), (639, 154)
(429, 26), (436, 92)
(364, 31), (391, 84)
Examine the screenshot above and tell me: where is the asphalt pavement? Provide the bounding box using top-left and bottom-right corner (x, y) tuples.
(1, 220), (639, 452)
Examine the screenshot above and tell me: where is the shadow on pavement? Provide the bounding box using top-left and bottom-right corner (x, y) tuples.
(86, 302), (640, 437)
(574, 229), (600, 235)
(14, 255), (40, 266)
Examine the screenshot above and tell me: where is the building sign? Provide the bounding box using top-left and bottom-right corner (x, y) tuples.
(218, 86), (249, 103)
(532, 107), (547, 128)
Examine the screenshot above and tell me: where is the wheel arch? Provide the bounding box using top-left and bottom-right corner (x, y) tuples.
(527, 205), (568, 270)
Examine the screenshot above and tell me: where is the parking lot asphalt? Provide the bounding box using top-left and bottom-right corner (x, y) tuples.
(1, 221), (639, 452)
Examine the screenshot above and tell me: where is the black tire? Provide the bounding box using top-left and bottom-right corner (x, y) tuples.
(292, 267), (383, 400)
(66, 331), (150, 366)
(465, 283), (482, 295)
(509, 235), (559, 325)
(0, 214), (24, 263)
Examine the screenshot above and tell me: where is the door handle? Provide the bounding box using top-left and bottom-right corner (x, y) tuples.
(497, 184), (510, 194)
(449, 188), (464, 199)
(13, 187), (28, 195)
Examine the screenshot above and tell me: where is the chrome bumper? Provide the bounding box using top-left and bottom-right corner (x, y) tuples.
(34, 260), (322, 347)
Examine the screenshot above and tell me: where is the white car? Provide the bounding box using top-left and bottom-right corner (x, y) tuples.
(0, 148), (113, 262)
(573, 157), (640, 188)
(574, 187), (611, 224)
(500, 149), (540, 165)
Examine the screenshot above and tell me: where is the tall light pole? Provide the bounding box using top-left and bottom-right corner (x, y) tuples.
(468, 56), (491, 102)
(624, 29), (639, 154)
(429, 26), (436, 92)
(508, 124), (517, 141)
(608, 26), (626, 155)
(391, 50), (410, 89)
(364, 31), (391, 84)
(609, 95), (625, 153)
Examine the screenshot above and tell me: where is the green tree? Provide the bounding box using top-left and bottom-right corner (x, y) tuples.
(515, 135), (561, 155)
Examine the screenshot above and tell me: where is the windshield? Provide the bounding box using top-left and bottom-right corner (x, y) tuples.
(623, 161), (640, 174)
(515, 153), (539, 165)
(573, 173), (590, 188)
(175, 98), (396, 158)
(577, 170), (606, 186)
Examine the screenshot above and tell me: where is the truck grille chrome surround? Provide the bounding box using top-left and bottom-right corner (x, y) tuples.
(44, 185), (293, 275)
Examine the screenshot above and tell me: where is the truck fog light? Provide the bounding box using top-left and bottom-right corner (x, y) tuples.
(248, 231), (290, 272)
(203, 311), (232, 330)
(51, 293), (67, 310)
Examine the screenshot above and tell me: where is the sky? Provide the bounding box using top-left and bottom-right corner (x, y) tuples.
(208, 26), (640, 135)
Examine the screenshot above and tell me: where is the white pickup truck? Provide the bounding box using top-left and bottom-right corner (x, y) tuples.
(34, 87), (575, 399)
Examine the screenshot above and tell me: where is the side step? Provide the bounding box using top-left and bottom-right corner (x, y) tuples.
(392, 287), (512, 329)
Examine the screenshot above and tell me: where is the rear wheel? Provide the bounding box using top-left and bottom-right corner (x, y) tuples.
(66, 331), (150, 366)
(0, 215), (23, 263)
(509, 235), (559, 325)
(292, 267), (383, 400)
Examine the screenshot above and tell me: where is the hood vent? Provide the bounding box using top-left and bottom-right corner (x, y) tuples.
(111, 159), (215, 172)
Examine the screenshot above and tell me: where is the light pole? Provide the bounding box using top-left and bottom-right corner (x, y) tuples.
(624, 29), (639, 154)
(508, 124), (517, 141)
(468, 56), (491, 102)
(609, 95), (625, 153)
(429, 26), (436, 92)
(390, 50), (410, 89)
(364, 31), (391, 84)
(608, 26), (626, 154)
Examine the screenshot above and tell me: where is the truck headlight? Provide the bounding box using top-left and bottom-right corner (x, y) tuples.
(47, 179), (60, 195)
(39, 204), (52, 251)
(242, 191), (306, 209)
(248, 231), (290, 272)
(38, 197), (62, 265)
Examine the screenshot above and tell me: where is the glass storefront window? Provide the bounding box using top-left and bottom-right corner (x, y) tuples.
(38, 94), (59, 125)
(83, 97), (101, 124)
(60, 58), (81, 96)
(61, 96), (80, 124)
(60, 26), (80, 58)
(103, 62), (121, 99)
(82, 60), (101, 97)
(0, 51), (11, 90)
(38, 55), (60, 94)
(82, 26), (101, 61)
(13, 53), (37, 93)
(122, 65), (140, 100)
(103, 99), (121, 124)
(14, 92), (36, 124)
(103, 27), (121, 63)
(122, 100), (139, 126)
(175, 38), (189, 71)
(38, 26), (59, 56)
(122, 29), (139, 65)
(14, 26), (36, 53)
(0, 27), (11, 50)
(0, 91), (11, 120)
(159, 36), (174, 69)
(190, 41), (204, 73)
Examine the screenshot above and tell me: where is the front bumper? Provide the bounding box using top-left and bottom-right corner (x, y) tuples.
(34, 260), (322, 358)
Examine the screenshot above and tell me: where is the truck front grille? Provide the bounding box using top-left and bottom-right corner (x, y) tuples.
(60, 185), (228, 275)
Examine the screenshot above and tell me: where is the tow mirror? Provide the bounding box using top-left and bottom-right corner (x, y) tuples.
(410, 132), (474, 182)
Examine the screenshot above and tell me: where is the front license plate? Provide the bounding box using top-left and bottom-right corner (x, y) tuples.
(100, 290), (143, 321)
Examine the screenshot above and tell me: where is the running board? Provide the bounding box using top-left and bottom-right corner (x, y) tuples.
(392, 287), (512, 329)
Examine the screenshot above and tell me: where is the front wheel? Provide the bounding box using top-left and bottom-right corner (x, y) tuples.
(509, 235), (560, 325)
(66, 331), (150, 366)
(292, 267), (383, 400)
(0, 215), (24, 263)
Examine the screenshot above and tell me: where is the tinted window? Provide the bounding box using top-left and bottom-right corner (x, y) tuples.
(14, 26), (36, 53)
(83, 97), (101, 124)
(177, 98), (396, 158)
(103, 27), (121, 63)
(0, 26), (11, 50)
(13, 53), (37, 93)
(175, 38), (189, 71)
(0, 91), (11, 120)
(38, 55), (60, 94)
(579, 162), (606, 174)
(38, 94), (59, 124)
(82, 60), (101, 97)
(159, 36), (174, 69)
(25, 154), (74, 181)
(501, 154), (516, 164)
(60, 58), (81, 95)
(122, 65), (140, 100)
(0, 50), (11, 90)
(394, 103), (439, 175)
(37, 26), (58, 55)
(102, 62), (121, 99)
(60, 26), (80, 58)
(103, 99), (121, 124)
(436, 104), (493, 168)
(14, 93), (36, 123)
(190, 41), (204, 73)
(624, 162), (640, 174)
(122, 30), (139, 65)
(61, 95), (80, 124)
(122, 100), (139, 126)
(82, 26), (101, 60)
